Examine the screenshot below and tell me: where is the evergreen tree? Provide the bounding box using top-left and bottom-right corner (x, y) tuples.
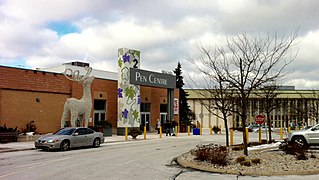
(174, 62), (192, 129)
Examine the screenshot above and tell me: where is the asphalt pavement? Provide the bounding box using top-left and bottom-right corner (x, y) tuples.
(0, 131), (212, 153)
(0, 132), (164, 153)
(0, 128), (284, 153)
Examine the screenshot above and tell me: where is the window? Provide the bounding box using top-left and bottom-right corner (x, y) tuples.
(94, 100), (106, 110)
(76, 128), (87, 135)
(141, 103), (151, 112)
(86, 128), (94, 134)
(160, 104), (167, 112)
(94, 99), (107, 126)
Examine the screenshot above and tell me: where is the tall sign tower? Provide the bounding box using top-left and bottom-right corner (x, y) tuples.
(117, 48), (141, 134)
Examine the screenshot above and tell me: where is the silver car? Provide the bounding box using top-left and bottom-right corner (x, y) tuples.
(253, 126), (274, 133)
(35, 127), (104, 151)
(287, 123), (319, 147)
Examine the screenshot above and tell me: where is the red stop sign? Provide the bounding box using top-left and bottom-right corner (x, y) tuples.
(255, 115), (265, 125)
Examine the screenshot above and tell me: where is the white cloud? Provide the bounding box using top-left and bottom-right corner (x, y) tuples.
(286, 79), (319, 89)
(0, 0), (319, 89)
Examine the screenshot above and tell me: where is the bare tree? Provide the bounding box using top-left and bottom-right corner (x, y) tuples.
(188, 32), (298, 155)
(309, 91), (319, 124)
(297, 90), (319, 126)
(290, 97), (308, 128)
(191, 79), (234, 146)
(255, 84), (280, 142)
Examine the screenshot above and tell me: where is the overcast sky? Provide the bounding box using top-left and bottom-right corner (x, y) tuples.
(1, 0), (319, 89)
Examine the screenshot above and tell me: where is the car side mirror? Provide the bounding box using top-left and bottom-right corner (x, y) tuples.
(74, 132), (79, 136)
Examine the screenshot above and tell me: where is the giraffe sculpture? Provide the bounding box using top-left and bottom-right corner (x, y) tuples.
(61, 66), (94, 128)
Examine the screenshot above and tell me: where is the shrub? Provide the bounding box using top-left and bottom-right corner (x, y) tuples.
(279, 140), (289, 152)
(236, 155), (246, 163)
(22, 121), (37, 134)
(251, 158), (261, 164)
(280, 141), (308, 160)
(128, 128), (141, 139)
(96, 120), (112, 128)
(0, 124), (19, 132)
(231, 145), (245, 151)
(194, 144), (229, 166)
(212, 126), (221, 134)
(195, 146), (211, 161)
(294, 145), (308, 160)
(240, 160), (251, 166)
(248, 142), (261, 147)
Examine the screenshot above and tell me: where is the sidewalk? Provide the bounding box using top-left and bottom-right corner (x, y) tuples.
(0, 132), (180, 153)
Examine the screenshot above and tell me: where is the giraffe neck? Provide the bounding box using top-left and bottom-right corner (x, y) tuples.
(82, 83), (92, 100)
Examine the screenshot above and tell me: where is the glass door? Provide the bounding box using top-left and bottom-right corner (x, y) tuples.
(94, 100), (106, 127)
(94, 110), (106, 125)
(160, 113), (167, 127)
(141, 112), (150, 131)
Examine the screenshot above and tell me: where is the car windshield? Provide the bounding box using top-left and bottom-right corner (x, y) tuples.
(311, 124), (319, 130)
(54, 128), (76, 135)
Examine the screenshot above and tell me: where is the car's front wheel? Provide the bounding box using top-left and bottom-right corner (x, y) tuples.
(292, 136), (308, 148)
(93, 138), (100, 148)
(60, 140), (70, 151)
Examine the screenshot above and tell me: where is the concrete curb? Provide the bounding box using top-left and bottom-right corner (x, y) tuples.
(0, 148), (36, 153)
(176, 151), (319, 176)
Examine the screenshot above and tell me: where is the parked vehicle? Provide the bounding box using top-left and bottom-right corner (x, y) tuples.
(287, 124), (319, 148)
(253, 126), (274, 133)
(247, 124), (260, 131)
(34, 127), (104, 151)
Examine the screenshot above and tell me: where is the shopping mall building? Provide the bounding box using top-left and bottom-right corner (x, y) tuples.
(0, 49), (179, 134)
(2, 49), (318, 134)
(186, 88), (319, 129)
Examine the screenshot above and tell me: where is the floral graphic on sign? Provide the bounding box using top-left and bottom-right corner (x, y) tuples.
(122, 109), (128, 119)
(125, 86), (135, 100)
(118, 48), (140, 128)
(117, 88), (123, 98)
(123, 53), (130, 63)
(138, 95), (141, 105)
(133, 109), (139, 120)
(118, 58), (122, 68)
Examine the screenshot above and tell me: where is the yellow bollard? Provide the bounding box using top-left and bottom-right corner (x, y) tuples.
(302, 125), (304, 130)
(220, 125), (222, 134)
(288, 126), (291, 134)
(175, 126), (178, 137)
(245, 127), (249, 144)
(259, 127), (262, 143)
(295, 126), (298, 131)
(280, 127), (283, 140)
(210, 125), (212, 135)
(188, 125), (190, 136)
(160, 126), (162, 139)
(230, 129), (234, 145)
(125, 127), (128, 141)
(144, 126), (146, 140)
(200, 125), (202, 135)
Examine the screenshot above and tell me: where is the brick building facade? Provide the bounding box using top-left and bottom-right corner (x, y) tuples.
(0, 65), (179, 134)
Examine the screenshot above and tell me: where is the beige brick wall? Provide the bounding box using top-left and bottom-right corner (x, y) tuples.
(0, 66), (179, 133)
(0, 89), (68, 133)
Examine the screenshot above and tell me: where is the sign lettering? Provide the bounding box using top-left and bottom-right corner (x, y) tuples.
(135, 72), (147, 83)
(130, 68), (176, 89)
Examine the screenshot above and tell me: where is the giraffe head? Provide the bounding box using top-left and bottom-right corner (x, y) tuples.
(83, 76), (95, 86)
(64, 66), (93, 84)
